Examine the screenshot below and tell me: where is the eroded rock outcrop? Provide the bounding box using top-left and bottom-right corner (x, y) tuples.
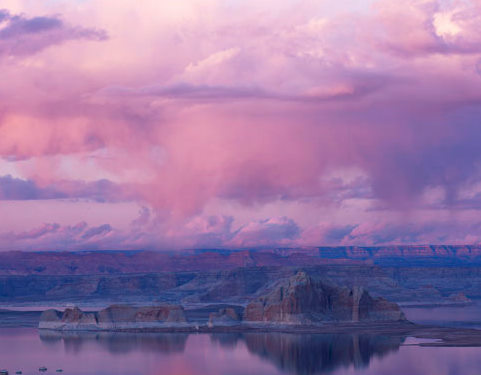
(39, 304), (187, 330)
(208, 307), (241, 327)
(244, 272), (405, 324)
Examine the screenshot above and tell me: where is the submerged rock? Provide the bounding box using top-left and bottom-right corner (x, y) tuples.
(244, 271), (405, 324)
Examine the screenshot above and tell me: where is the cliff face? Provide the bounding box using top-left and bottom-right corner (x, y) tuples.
(0, 249), (365, 276)
(7, 245), (481, 277)
(39, 304), (187, 330)
(3, 247), (481, 307)
(244, 272), (405, 324)
(6, 264), (481, 305)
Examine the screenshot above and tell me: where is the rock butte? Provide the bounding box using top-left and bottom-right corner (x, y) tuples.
(39, 272), (405, 331)
(243, 272), (405, 324)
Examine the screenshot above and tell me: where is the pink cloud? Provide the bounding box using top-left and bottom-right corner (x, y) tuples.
(2, 0), (481, 249)
(226, 217), (300, 248)
(371, 0), (481, 56)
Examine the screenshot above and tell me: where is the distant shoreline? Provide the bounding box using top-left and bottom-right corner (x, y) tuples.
(400, 301), (475, 308)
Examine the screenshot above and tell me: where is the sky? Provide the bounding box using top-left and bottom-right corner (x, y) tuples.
(1, 0), (481, 251)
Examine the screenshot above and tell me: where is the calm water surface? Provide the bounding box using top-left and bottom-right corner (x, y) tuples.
(0, 328), (480, 375)
(403, 303), (481, 329)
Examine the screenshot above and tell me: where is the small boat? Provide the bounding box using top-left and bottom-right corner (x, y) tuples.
(39, 367), (47, 372)
(56, 370), (63, 373)
(0, 370), (8, 375)
(15, 372), (22, 375)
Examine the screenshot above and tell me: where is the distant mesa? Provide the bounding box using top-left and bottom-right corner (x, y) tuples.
(5, 245), (481, 278)
(3, 248), (481, 308)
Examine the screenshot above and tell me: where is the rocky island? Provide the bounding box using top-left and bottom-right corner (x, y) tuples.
(39, 272), (406, 331)
(39, 304), (189, 331)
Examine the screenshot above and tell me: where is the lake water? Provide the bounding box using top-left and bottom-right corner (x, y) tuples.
(0, 328), (481, 375)
(403, 303), (481, 329)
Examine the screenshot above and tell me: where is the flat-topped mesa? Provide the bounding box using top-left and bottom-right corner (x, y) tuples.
(39, 304), (187, 331)
(244, 271), (405, 324)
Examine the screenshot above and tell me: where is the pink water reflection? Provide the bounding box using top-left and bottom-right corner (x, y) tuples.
(0, 329), (480, 375)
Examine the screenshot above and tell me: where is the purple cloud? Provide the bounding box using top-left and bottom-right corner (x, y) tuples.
(0, 9), (106, 57)
(81, 224), (113, 240)
(229, 217), (301, 248)
(3, 0), (481, 250)
(0, 222), (113, 251)
(0, 175), (131, 202)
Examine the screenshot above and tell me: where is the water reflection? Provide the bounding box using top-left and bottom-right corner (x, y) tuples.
(212, 333), (404, 375)
(0, 328), (480, 375)
(38, 330), (403, 375)
(39, 330), (188, 354)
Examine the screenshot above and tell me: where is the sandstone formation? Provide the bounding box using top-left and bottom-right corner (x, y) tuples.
(39, 304), (187, 330)
(208, 307), (241, 327)
(3, 246), (481, 306)
(38, 273), (406, 331)
(244, 272), (405, 324)
(10, 262), (476, 307)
